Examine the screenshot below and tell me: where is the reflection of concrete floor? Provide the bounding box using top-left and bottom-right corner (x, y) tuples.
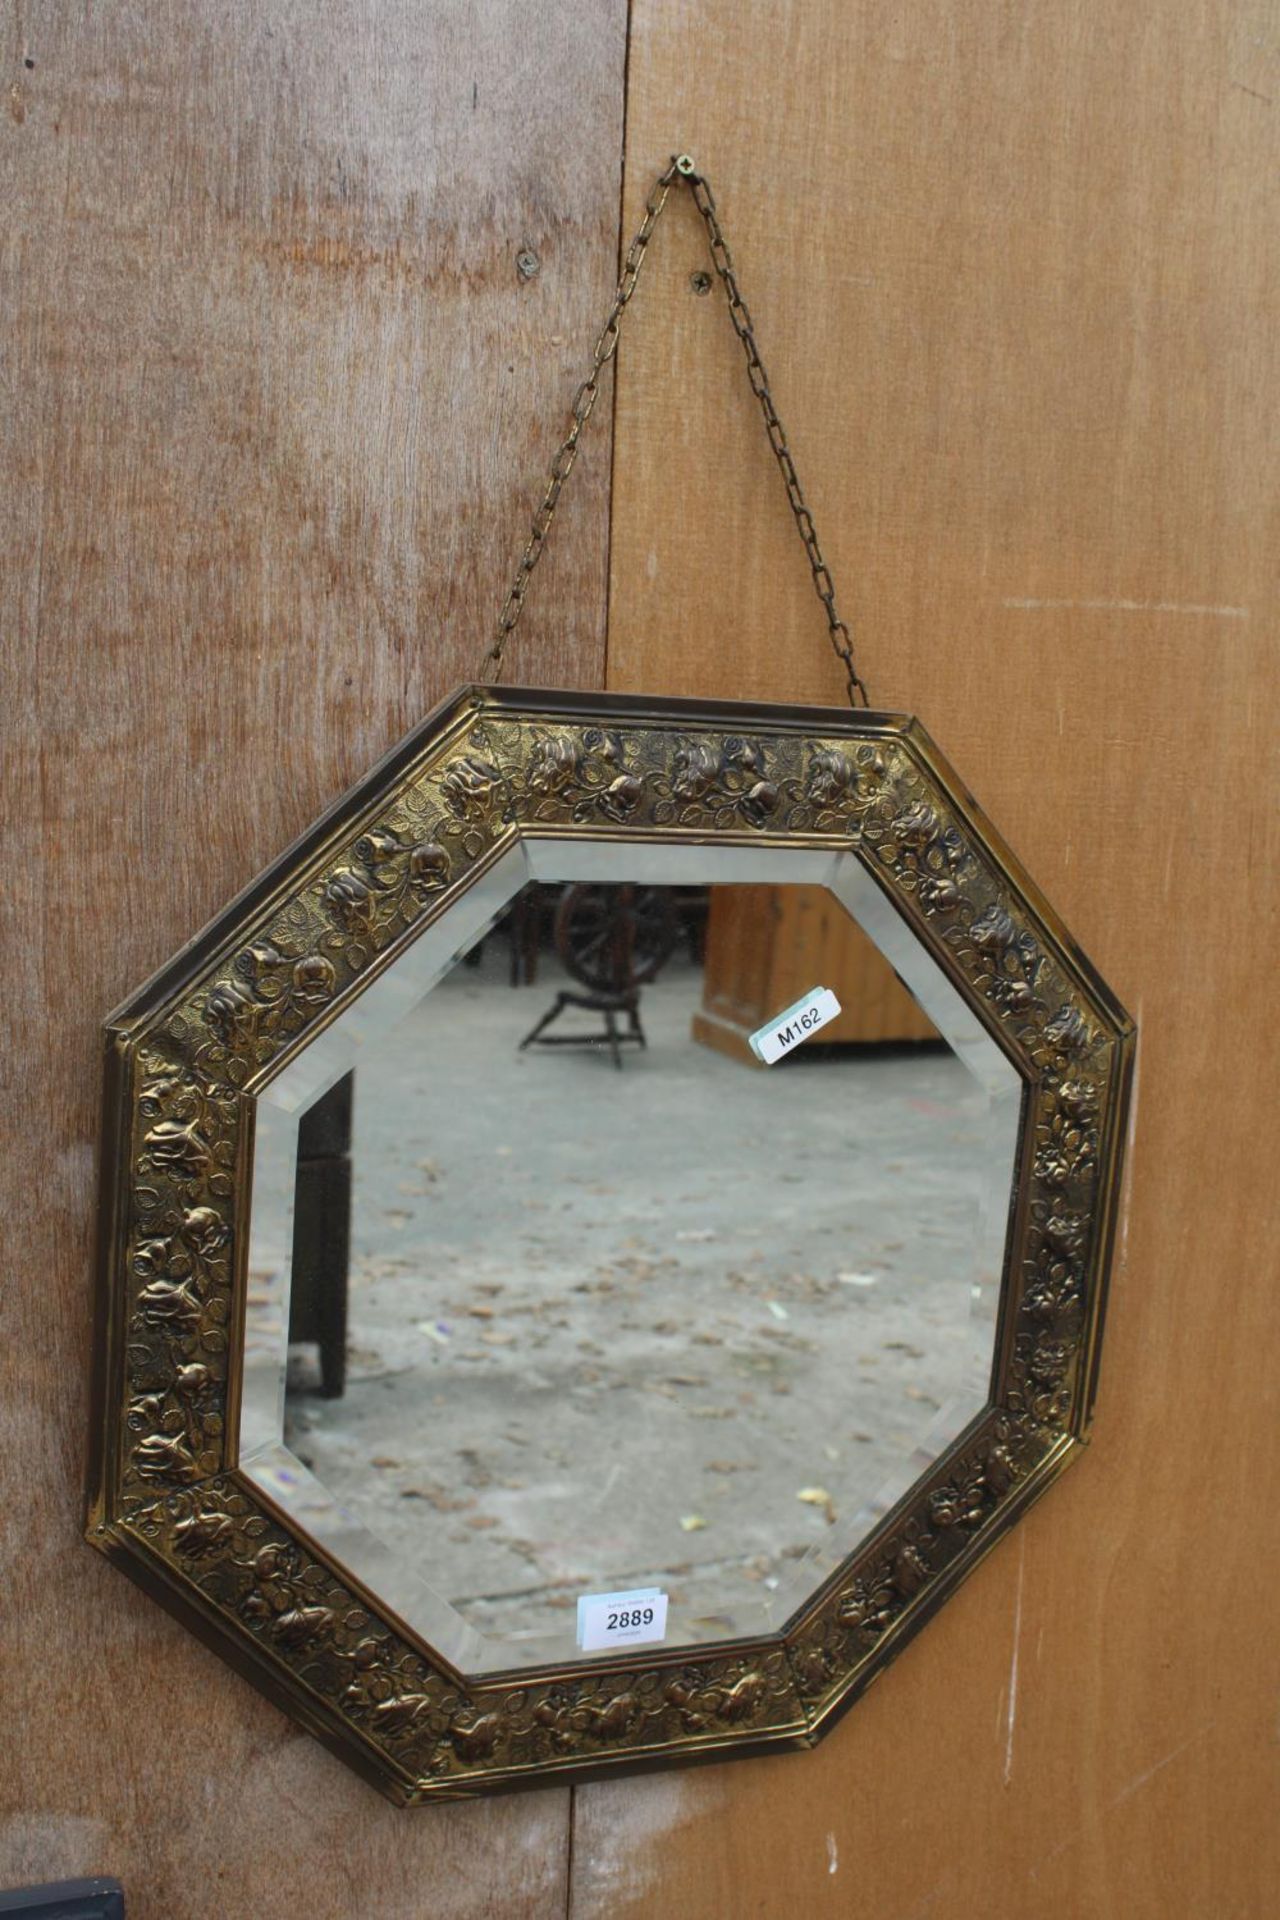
(282, 948), (1005, 1663)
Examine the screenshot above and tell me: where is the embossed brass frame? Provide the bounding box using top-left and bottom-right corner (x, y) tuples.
(88, 685), (1134, 1803)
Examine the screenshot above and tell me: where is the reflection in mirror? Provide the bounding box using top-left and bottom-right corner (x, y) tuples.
(241, 842), (1023, 1675)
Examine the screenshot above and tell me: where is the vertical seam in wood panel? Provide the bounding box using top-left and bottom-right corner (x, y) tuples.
(600, 0), (637, 696)
(569, 5), (630, 1892)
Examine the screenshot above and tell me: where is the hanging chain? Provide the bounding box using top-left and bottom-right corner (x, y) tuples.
(484, 154), (869, 708)
(685, 164), (868, 707)
(483, 160), (681, 684)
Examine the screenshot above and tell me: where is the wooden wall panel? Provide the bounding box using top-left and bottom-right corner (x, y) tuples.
(580, 2), (1280, 1916)
(0, 3), (626, 1913)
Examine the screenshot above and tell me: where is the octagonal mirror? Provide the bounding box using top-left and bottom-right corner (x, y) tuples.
(90, 686), (1133, 1801)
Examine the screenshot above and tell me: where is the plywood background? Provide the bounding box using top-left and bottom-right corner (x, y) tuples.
(3, 3), (1277, 1917)
(0, 3), (624, 1912)
(582, 2), (1279, 1915)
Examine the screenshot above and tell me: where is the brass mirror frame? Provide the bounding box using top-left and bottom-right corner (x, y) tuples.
(87, 685), (1134, 1803)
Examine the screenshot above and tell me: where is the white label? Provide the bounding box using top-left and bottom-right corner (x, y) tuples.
(749, 986), (842, 1065)
(576, 1587), (668, 1652)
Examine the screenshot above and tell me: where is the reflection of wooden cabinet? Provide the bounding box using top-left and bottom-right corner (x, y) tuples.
(691, 884), (938, 1065)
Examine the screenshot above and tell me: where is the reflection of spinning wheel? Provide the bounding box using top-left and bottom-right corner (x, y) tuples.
(554, 884), (678, 993)
(520, 884), (678, 1069)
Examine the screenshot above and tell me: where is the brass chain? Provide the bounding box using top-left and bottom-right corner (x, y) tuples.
(484, 154), (869, 708)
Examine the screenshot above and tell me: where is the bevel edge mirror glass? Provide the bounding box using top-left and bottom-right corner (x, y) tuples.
(238, 837), (1023, 1676)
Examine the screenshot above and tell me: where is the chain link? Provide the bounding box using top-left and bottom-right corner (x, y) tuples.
(484, 154), (868, 708)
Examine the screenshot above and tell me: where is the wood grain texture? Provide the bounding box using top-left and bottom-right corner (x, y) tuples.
(0, 2), (626, 1912)
(580, 2), (1280, 1915)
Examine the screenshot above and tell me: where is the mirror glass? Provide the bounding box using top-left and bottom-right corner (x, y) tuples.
(240, 841), (1023, 1675)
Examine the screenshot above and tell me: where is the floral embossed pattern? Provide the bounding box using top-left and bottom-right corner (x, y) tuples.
(88, 685), (1134, 1802)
